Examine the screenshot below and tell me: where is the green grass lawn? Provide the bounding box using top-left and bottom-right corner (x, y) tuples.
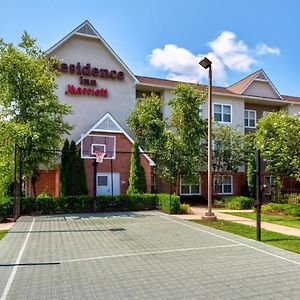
(224, 211), (300, 229)
(192, 219), (300, 254)
(0, 230), (8, 241)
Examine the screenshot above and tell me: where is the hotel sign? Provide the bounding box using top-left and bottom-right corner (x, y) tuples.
(59, 62), (125, 97)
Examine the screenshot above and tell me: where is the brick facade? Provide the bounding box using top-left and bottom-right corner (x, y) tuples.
(33, 168), (60, 197)
(84, 132), (152, 196)
(34, 132), (152, 197)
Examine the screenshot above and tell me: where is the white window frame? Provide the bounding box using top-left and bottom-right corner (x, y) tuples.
(180, 176), (201, 195)
(213, 103), (232, 124)
(264, 176), (274, 186)
(244, 110), (256, 128)
(214, 175), (233, 195)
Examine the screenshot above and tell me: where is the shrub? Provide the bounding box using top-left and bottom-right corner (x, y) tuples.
(179, 203), (192, 214)
(213, 200), (225, 208)
(222, 196), (254, 210)
(157, 194), (180, 214)
(0, 197), (13, 222)
(285, 194), (300, 204)
(36, 191), (52, 199)
(273, 193), (300, 204)
(262, 203), (300, 216)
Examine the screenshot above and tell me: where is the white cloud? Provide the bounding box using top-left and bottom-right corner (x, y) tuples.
(208, 31), (256, 72)
(256, 43), (281, 55)
(149, 45), (226, 83)
(148, 31), (280, 84)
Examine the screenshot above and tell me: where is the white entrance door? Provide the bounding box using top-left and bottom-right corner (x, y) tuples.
(96, 172), (120, 195)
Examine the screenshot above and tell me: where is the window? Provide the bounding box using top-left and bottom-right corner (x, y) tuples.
(214, 176), (233, 194)
(244, 110), (256, 128)
(180, 176), (200, 195)
(264, 176), (274, 186)
(214, 104), (231, 123)
(98, 176), (108, 186)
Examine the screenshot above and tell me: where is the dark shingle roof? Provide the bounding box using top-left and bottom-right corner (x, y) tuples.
(136, 74), (300, 104)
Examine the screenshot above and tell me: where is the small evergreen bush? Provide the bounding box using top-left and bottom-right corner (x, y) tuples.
(127, 142), (147, 194)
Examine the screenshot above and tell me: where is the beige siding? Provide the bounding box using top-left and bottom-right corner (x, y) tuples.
(50, 35), (136, 141)
(286, 103), (300, 114)
(243, 81), (280, 99)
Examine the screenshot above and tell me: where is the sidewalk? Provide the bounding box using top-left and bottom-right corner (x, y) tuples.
(0, 221), (15, 231)
(174, 206), (300, 238)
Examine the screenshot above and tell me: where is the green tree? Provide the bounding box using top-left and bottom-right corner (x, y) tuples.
(75, 151), (88, 195)
(212, 125), (247, 195)
(60, 139), (70, 196)
(127, 142), (147, 194)
(255, 111), (300, 180)
(128, 84), (207, 194)
(128, 93), (165, 150)
(247, 158), (256, 198)
(64, 140), (77, 196)
(0, 122), (30, 196)
(212, 125), (246, 173)
(0, 32), (71, 196)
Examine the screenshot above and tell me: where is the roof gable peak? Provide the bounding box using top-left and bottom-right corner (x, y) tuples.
(47, 20), (138, 83)
(227, 69), (282, 100)
(76, 112), (155, 166)
(75, 20), (99, 37)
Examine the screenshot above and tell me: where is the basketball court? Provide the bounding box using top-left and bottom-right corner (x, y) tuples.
(1, 211), (300, 299)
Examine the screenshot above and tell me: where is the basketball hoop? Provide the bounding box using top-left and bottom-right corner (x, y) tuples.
(95, 151), (105, 163)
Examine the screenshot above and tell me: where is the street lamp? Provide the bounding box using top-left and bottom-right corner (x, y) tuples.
(199, 57), (216, 220)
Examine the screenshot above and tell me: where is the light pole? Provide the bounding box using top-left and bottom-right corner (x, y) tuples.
(199, 57), (216, 220)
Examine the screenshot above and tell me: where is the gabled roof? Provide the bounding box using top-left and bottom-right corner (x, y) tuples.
(136, 75), (236, 95)
(227, 70), (261, 94)
(76, 112), (155, 166)
(47, 20), (138, 84)
(282, 95), (300, 103)
(227, 69), (283, 100)
(136, 74), (300, 104)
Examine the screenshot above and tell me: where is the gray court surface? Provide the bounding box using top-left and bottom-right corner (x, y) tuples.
(1, 211), (300, 300)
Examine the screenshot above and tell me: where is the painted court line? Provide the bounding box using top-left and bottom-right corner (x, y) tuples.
(160, 215), (300, 266)
(62, 244), (240, 263)
(0, 218), (35, 300)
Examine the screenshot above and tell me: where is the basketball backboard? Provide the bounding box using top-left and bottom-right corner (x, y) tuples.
(81, 134), (116, 159)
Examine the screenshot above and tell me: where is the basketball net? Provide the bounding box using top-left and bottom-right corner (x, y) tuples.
(95, 151), (105, 163)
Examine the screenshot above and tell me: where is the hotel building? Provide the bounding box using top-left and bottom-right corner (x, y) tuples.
(35, 20), (300, 199)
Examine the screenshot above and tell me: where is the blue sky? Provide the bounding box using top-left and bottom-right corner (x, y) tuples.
(1, 0), (300, 96)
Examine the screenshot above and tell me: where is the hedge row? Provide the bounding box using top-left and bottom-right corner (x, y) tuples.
(157, 194), (180, 214)
(0, 193), (180, 220)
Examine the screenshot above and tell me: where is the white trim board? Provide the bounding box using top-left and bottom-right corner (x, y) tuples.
(76, 112), (155, 166)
